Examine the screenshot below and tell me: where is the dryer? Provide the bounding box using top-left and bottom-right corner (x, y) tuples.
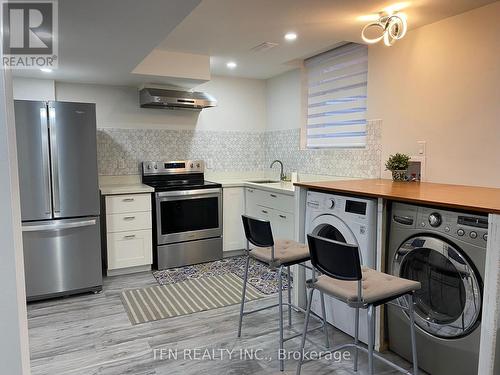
(305, 190), (377, 343)
(387, 202), (487, 375)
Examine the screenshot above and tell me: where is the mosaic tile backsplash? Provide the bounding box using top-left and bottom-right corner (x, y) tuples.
(96, 120), (381, 178)
(97, 129), (265, 175)
(264, 120), (382, 179)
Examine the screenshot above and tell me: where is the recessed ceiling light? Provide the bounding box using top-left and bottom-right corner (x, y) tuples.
(40, 68), (52, 73)
(226, 61), (237, 69)
(284, 32), (297, 41)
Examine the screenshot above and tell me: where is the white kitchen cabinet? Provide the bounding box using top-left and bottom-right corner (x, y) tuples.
(105, 194), (151, 214)
(244, 187), (295, 241)
(223, 187), (246, 251)
(104, 193), (152, 273)
(272, 209), (295, 240)
(107, 230), (152, 270)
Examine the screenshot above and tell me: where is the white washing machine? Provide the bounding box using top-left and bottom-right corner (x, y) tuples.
(305, 190), (377, 343)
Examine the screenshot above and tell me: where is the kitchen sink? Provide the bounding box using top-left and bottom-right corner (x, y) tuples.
(246, 179), (281, 184)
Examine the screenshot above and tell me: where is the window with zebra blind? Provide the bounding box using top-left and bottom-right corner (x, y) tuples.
(303, 43), (368, 149)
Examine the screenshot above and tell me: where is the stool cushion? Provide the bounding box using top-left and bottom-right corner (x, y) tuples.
(250, 239), (310, 267)
(313, 267), (421, 305)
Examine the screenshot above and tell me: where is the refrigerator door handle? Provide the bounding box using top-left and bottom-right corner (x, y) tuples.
(22, 218), (97, 232)
(48, 106), (61, 214)
(40, 107), (52, 215)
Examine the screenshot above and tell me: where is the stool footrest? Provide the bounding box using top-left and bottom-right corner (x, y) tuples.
(282, 324), (325, 343)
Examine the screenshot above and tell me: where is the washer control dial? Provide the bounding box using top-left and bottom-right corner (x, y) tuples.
(428, 213), (442, 227)
(457, 229), (465, 236)
(469, 231), (477, 239)
(329, 199), (335, 209)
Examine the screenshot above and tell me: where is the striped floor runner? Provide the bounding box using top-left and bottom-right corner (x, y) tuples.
(121, 273), (264, 325)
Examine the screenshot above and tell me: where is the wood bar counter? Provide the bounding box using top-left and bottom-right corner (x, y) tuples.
(294, 178), (500, 214)
(293, 178), (500, 375)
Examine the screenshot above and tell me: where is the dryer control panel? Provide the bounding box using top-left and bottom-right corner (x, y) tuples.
(392, 202), (488, 246)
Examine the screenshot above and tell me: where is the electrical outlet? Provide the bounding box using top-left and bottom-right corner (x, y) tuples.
(417, 141), (426, 156)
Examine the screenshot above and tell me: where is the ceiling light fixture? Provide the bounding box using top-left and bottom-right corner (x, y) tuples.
(284, 32), (297, 41)
(40, 68), (53, 73)
(361, 12), (407, 46)
(226, 61), (237, 69)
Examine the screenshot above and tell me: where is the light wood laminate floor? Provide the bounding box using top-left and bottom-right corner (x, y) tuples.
(27, 272), (418, 375)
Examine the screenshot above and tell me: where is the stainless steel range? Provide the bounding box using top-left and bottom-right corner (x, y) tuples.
(142, 160), (223, 269)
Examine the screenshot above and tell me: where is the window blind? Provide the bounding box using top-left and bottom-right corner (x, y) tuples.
(304, 43), (368, 148)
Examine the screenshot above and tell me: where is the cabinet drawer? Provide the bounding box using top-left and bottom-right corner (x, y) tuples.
(265, 191), (294, 213)
(107, 229), (152, 270)
(246, 187), (294, 213)
(106, 211), (152, 233)
(105, 194), (151, 214)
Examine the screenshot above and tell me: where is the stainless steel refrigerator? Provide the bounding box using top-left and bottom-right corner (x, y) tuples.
(15, 100), (102, 301)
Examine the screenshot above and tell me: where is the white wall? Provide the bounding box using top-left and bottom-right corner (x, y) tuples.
(13, 77), (55, 101)
(0, 71), (31, 373)
(266, 69), (301, 131)
(367, 2), (500, 187)
(55, 75), (266, 132)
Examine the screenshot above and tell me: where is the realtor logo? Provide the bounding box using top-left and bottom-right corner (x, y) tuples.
(2, 0), (58, 69)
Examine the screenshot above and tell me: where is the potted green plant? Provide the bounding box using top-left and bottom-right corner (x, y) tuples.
(385, 153), (411, 181)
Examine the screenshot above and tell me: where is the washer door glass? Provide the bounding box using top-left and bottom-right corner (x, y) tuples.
(393, 236), (482, 338)
(310, 214), (358, 245)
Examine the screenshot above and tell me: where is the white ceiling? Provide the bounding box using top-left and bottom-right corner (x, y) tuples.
(158, 0), (497, 79)
(13, 0), (496, 84)
(12, 0), (201, 85)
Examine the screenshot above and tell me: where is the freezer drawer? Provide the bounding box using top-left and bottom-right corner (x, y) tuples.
(22, 217), (103, 301)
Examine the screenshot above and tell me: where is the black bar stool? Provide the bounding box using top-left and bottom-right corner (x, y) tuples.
(297, 234), (421, 375)
(238, 215), (330, 371)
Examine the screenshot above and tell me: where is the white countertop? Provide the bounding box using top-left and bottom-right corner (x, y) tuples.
(99, 172), (360, 196)
(99, 175), (154, 195)
(206, 175), (295, 195)
(207, 172), (359, 196)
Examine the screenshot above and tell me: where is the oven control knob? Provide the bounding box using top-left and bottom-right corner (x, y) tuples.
(428, 213), (442, 227)
(483, 233), (488, 241)
(457, 229), (465, 236)
(329, 199), (335, 209)
(190, 163), (194, 168)
(147, 165), (151, 170)
(197, 163), (200, 168)
(470, 231), (477, 239)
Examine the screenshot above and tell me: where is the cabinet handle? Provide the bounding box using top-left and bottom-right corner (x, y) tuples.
(123, 216), (136, 220)
(122, 198), (135, 202)
(123, 234), (136, 239)
(261, 210), (268, 214)
(247, 189), (254, 193)
(270, 194), (277, 198)
(279, 214), (287, 219)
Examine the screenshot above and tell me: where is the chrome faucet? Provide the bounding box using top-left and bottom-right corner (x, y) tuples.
(270, 159), (285, 181)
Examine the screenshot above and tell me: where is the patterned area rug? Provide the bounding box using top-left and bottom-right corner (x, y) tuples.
(122, 273), (264, 324)
(152, 256), (292, 295)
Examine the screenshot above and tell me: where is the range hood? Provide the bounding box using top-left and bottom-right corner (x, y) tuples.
(139, 88), (217, 110)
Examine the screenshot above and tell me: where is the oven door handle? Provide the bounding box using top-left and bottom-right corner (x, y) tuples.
(156, 188), (221, 198)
